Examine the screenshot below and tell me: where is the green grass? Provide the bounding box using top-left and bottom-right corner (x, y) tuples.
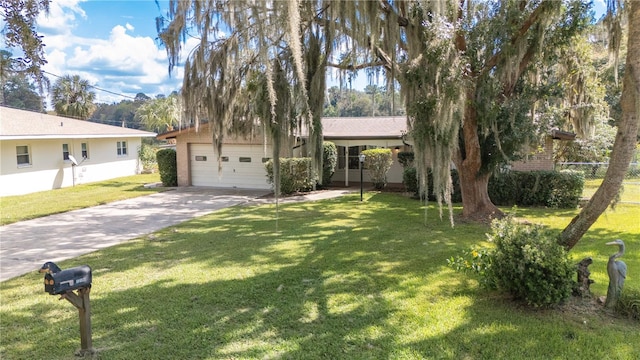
(1, 193), (638, 359)
(0, 173), (163, 225)
(583, 178), (640, 203)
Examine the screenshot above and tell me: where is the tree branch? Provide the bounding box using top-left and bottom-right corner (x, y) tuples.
(379, 0), (410, 27)
(327, 61), (386, 71)
(482, 1), (550, 74)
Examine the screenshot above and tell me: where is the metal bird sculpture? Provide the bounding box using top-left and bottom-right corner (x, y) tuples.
(604, 239), (627, 309)
(39, 261), (62, 274)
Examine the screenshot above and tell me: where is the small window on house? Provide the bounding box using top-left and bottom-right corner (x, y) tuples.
(239, 157), (251, 163)
(62, 144), (70, 161)
(221, 156), (229, 162)
(16, 145), (31, 167)
(81, 143), (89, 159)
(195, 156), (207, 161)
(117, 141), (128, 156)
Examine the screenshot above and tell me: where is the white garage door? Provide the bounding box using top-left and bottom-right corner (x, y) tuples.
(190, 144), (272, 189)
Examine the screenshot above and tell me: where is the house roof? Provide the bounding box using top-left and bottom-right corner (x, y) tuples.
(156, 116), (408, 140)
(0, 106), (157, 140)
(321, 116), (407, 139)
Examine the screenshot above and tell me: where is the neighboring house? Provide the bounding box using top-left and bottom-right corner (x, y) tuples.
(0, 106), (156, 196)
(510, 130), (576, 171)
(156, 116), (573, 190)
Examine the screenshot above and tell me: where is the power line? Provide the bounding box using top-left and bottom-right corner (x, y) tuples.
(42, 70), (139, 100)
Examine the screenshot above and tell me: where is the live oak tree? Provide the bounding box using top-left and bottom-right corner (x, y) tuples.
(158, 0), (333, 200)
(0, 0), (50, 97)
(159, 0), (637, 248)
(1, 50), (44, 111)
(159, 0), (590, 223)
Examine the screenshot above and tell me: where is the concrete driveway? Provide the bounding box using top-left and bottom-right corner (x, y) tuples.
(0, 188), (269, 282)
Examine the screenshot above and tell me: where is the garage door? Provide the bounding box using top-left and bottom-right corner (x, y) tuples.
(190, 144), (272, 189)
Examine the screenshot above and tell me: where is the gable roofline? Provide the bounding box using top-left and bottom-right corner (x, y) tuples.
(157, 116), (409, 140)
(0, 106), (156, 140)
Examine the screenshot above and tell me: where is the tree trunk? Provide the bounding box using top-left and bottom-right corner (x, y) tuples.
(559, 2), (640, 250)
(455, 94), (503, 222)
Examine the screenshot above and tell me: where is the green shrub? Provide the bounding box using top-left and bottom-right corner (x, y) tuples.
(489, 170), (584, 208)
(320, 142), (337, 188)
(488, 215), (574, 307)
(449, 214), (575, 307)
(362, 148), (393, 190)
(616, 287), (640, 321)
(397, 151), (414, 168)
(138, 143), (158, 174)
(265, 157), (315, 195)
(403, 167), (420, 196)
(156, 148), (177, 186)
(403, 167), (462, 202)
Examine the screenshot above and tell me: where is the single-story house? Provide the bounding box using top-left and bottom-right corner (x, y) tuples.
(157, 116), (409, 190)
(510, 129), (576, 171)
(0, 106), (156, 196)
(156, 116), (571, 190)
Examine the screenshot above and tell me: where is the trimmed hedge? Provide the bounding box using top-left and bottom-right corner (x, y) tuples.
(489, 170), (584, 208)
(265, 157), (315, 195)
(156, 148), (177, 186)
(362, 148), (393, 190)
(404, 168), (583, 208)
(320, 142), (337, 188)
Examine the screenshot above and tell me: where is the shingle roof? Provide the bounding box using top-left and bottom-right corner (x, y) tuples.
(157, 116), (408, 140)
(0, 106), (156, 140)
(317, 116), (407, 139)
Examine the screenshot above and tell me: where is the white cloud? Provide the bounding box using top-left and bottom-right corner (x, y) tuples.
(35, 1), (202, 105)
(37, 0), (87, 35)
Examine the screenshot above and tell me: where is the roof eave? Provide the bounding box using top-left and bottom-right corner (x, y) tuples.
(0, 133), (156, 140)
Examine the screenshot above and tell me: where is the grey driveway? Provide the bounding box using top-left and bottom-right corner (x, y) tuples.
(0, 188), (269, 282)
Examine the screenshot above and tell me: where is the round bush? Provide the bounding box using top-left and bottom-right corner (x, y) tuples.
(487, 215), (574, 307)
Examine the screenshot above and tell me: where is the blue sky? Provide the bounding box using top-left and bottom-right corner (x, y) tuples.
(7, 0), (608, 106)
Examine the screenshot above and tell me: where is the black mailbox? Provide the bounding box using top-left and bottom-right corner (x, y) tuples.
(41, 263), (92, 295)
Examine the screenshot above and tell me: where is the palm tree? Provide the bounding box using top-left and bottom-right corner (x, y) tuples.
(135, 94), (182, 133)
(51, 74), (96, 119)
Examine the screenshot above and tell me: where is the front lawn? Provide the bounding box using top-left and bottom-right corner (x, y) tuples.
(0, 173), (163, 225)
(1, 193), (638, 359)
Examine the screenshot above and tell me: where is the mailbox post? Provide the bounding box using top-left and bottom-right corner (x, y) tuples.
(40, 262), (94, 356)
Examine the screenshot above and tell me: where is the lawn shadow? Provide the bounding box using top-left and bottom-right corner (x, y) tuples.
(4, 193), (638, 359)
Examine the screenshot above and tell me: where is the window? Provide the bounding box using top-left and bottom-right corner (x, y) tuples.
(195, 156), (207, 161)
(16, 145), (31, 166)
(117, 141), (128, 156)
(62, 144), (70, 160)
(221, 156), (229, 162)
(349, 146), (374, 169)
(239, 157), (251, 163)
(81, 143), (89, 159)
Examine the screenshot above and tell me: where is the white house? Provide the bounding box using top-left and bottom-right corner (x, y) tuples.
(0, 107), (157, 196)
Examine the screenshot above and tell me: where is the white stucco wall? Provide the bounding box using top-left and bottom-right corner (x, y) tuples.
(0, 138), (143, 196)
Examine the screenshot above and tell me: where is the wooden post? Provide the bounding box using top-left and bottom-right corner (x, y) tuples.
(61, 286), (93, 356)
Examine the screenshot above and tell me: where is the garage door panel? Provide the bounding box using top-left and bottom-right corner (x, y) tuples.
(190, 144), (272, 189)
